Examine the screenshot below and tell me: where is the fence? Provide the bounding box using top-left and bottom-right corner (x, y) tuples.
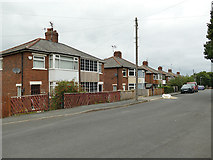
(64, 91), (120, 109)
(10, 94), (49, 115)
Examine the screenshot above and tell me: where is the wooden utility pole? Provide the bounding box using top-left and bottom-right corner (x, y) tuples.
(135, 17), (138, 101)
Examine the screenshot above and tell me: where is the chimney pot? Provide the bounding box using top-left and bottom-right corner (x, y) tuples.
(45, 28), (59, 43)
(158, 66), (162, 71)
(114, 51), (122, 58)
(168, 69), (172, 73)
(177, 72), (180, 75)
(143, 61), (148, 66)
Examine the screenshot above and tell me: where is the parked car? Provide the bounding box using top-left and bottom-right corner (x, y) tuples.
(181, 84), (194, 94)
(187, 82), (198, 92)
(198, 85), (205, 90)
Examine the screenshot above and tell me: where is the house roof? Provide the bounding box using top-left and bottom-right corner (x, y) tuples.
(1, 38), (103, 62)
(167, 72), (178, 78)
(104, 56), (148, 70)
(104, 56), (135, 69)
(158, 70), (170, 77)
(141, 65), (159, 74)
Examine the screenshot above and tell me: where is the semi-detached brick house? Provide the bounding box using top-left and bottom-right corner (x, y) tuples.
(141, 61), (166, 88)
(0, 28), (104, 117)
(104, 51), (147, 91)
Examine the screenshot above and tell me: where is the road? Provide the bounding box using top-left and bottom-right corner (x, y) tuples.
(2, 89), (211, 158)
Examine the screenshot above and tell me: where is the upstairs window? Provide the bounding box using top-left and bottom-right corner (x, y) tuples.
(129, 69), (135, 76)
(33, 55), (45, 69)
(122, 69), (127, 77)
(49, 54), (78, 70)
(80, 58), (98, 72)
(99, 63), (102, 73)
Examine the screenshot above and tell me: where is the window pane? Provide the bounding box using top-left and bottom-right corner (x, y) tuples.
(34, 56), (44, 60)
(49, 59), (53, 68)
(60, 56), (73, 61)
(55, 59), (59, 68)
(74, 61), (78, 70)
(85, 60), (89, 71)
(80, 59), (84, 70)
(99, 63), (102, 73)
(60, 60), (73, 69)
(33, 60), (44, 68)
(94, 61), (97, 72)
(90, 60), (93, 71)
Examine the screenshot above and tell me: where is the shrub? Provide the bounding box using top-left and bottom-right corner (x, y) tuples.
(163, 86), (174, 94)
(51, 81), (80, 109)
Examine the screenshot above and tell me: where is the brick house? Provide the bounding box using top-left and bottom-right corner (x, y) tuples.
(0, 28), (104, 117)
(104, 51), (146, 91)
(141, 61), (166, 88)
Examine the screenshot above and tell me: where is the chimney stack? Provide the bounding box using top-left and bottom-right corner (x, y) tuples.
(45, 28), (59, 43)
(143, 61), (148, 66)
(168, 69), (172, 73)
(114, 51), (122, 58)
(158, 66), (162, 71)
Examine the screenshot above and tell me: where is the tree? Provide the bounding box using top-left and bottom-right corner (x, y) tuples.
(195, 71), (213, 87)
(204, 2), (213, 62)
(51, 81), (80, 109)
(168, 76), (194, 90)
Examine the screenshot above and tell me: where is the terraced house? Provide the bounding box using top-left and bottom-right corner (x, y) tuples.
(0, 28), (104, 116)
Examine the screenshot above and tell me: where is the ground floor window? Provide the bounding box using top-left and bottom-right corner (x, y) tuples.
(16, 84), (22, 97)
(112, 84), (117, 91)
(128, 83), (135, 90)
(99, 84), (103, 92)
(123, 85), (126, 91)
(31, 85), (40, 95)
(81, 82), (98, 93)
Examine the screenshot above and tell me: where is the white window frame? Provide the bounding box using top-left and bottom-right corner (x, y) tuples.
(16, 84), (22, 97)
(128, 83), (135, 90)
(33, 54), (46, 70)
(122, 69), (127, 77)
(0, 58), (3, 70)
(81, 59), (98, 72)
(128, 69), (135, 76)
(112, 84), (117, 91)
(99, 62), (102, 73)
(50, 54), (78, 70)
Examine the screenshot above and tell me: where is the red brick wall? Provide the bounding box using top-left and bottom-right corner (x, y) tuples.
(2, 51), (49, 117)
(104, 67), (128, 91)
(104, 68), (118, 91)
(146, 73), (153, 84)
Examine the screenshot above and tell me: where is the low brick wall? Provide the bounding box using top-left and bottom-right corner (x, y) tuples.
(64, 91), (120, 109)
(138, 89), (149, 97)
(149, 88), (164, 96)
(120, 90), (135, 101)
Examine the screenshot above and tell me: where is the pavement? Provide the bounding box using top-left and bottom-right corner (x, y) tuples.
(2, 92), (180, 125)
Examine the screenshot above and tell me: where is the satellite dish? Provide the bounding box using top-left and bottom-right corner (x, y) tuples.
(12, 68), (21, 74)
(114, 73), (118, 77)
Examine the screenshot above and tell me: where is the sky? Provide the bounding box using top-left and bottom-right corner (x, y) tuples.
(0, 0), (212, 75)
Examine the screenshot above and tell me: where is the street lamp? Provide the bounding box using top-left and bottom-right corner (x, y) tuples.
(200, 77), (202, 85)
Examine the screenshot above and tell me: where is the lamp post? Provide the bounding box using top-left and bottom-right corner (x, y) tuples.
(200, 77), (202, 85)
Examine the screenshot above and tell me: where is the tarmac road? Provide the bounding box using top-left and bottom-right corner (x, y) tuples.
(2, 89), (211, 158)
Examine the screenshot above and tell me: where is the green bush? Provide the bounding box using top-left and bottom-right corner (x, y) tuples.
(51, 81), (80, 109)
(163, 86), (174, 94)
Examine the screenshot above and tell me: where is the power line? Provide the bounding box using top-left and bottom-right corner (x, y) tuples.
(142, 0), (189, 19)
